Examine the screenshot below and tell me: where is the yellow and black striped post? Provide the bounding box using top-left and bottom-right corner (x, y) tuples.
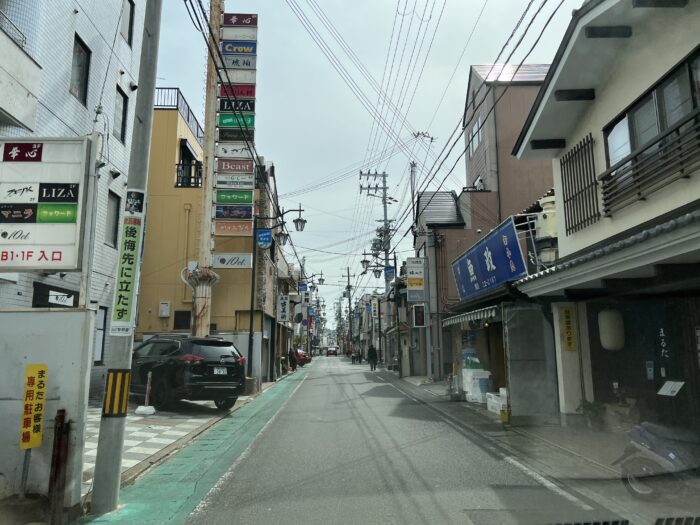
(102, 369), (131, 418)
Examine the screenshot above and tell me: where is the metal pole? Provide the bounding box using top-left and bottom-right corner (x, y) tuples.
(91, 0), (163, 513)
(190, 0), (221, 336)
(247, 214), (258, 378)
(424, 242), (433, 382)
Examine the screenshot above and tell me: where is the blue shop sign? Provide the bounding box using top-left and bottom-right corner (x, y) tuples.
(452, 218), (527, 302)
(299, 282), (308, 292)
(384, 265), (396, 280)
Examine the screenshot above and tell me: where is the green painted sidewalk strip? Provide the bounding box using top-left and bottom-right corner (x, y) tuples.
(83, 369), (308, 524)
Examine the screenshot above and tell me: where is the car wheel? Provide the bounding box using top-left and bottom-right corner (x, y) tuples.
(214, 398), (236, 411)
(621, 458), (664, 500)
(150, 380), (172, 410)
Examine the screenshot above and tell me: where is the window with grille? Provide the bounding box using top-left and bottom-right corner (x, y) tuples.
(560, 133), (600, 235)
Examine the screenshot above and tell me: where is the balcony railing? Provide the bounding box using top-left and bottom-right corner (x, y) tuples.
(155, 88), (204, 146)
(600, 108), (700, 216)
(175, 163), (202, 188)
(0, 10), (27, 49)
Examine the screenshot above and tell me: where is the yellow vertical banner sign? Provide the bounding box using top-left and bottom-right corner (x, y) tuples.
(560, 306), (578, 352)
(20, 364), (48, 449)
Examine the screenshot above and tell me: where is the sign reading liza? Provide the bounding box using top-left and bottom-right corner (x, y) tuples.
(452, 218), (527, 302)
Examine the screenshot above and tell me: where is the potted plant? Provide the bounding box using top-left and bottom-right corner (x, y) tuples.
(579, 399), (605, 430)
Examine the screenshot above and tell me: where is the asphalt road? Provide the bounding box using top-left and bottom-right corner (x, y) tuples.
(185, 357), (628, 525)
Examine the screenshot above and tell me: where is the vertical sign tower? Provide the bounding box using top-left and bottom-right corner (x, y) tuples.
(214, 12), (258, 239)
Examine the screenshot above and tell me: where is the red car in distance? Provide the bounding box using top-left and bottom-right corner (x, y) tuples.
(326, 347), (338, 356)
(295, 349), (310, 366)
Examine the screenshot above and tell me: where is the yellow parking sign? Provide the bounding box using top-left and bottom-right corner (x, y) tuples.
(20, 364), (48, 450)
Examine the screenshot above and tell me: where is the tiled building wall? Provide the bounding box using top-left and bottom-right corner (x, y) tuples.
(0, 0), (146, 396)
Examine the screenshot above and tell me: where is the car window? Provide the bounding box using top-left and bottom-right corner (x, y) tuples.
(133, 343), (154, 358)
(152, 341), (180, 356)
(192, 341), (241, 359)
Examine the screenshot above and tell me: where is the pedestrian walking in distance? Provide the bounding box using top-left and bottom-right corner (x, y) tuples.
(367, 345), (378, 372)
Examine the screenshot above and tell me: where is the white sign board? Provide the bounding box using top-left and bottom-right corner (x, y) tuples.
(406, 257), (425, 302)
(216, 142), (253, 159)
(215, 174), (255, 190)
(0, 139), (89, 271)
(219, 54), (257, 70)
(277, 294), (290, 322)
(220, 26), (258, 41)
(211, 252), (253, 269)
(218, 69), (257, 83)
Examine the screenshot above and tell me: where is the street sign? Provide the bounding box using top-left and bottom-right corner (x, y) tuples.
(222, 13), (258, 27)
(215, 205), (253, 220)
(302, 318), (308, 326)
(216, 189), (253, 204)
(257, 228), (273, 249)
(216, 174), (255, 190)
(220, 27), (258, 42)
(384, 265), (396, 280)
(298, 282), (308, 292)
(406, 257), (425, 302)
(19, 363), (48, 449)
(217, 128), (255, 142)
(216, 142), (253, 159)
(218, 113), (255, 128)
(219, 83), (256, 98)
(221, 40), (257, 55)
(214, 220), (253, 236)
(211, 252), (253, 269)
(0, 139), (90, 271)
(452, 217), (527, 302)
(219, 98), (256, 113)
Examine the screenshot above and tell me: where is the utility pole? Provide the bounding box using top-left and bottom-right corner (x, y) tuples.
(409, 161), (417, 224)
(187, 0), (221, 336)
(342, 266), (354, 352)
(91, 0), (163, 514)
(359, 171), (391, 294)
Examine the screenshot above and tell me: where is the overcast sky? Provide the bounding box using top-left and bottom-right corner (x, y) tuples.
(157, 0), (582, 325)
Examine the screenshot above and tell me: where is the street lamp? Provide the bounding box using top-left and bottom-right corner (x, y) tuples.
(248, 205), (306, 378)
(361, 257), (370, 270)
(373, 268), (382, 279)
(277, 231), (289, 246)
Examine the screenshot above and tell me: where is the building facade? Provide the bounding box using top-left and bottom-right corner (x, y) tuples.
(0, 0), (146, 394)
(513, 0), (700, 431)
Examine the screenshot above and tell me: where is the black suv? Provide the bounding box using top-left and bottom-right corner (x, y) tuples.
(130, 335), (246, 411)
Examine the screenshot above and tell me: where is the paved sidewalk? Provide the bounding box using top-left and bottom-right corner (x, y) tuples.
(82, 380), (283, 496)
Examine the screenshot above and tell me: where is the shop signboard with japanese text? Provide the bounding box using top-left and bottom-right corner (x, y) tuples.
(452, 218), (527, 302)
(214, 220), (253, 236)
(216, 173), (255, 190)
(222, 13), (257, 27)
(219, 54), (257, 70)
(277, 295), (290, 322)
(219, 83), (256, 98)
(222, 13), (258, 27)
(216, 69), (256, 84)
(216, 189), (253, 204)
(406, 257), (425, 302)
(0, 139), (89, 271)
(218, 113), (255, 128)
(216, 142), (253, 159)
